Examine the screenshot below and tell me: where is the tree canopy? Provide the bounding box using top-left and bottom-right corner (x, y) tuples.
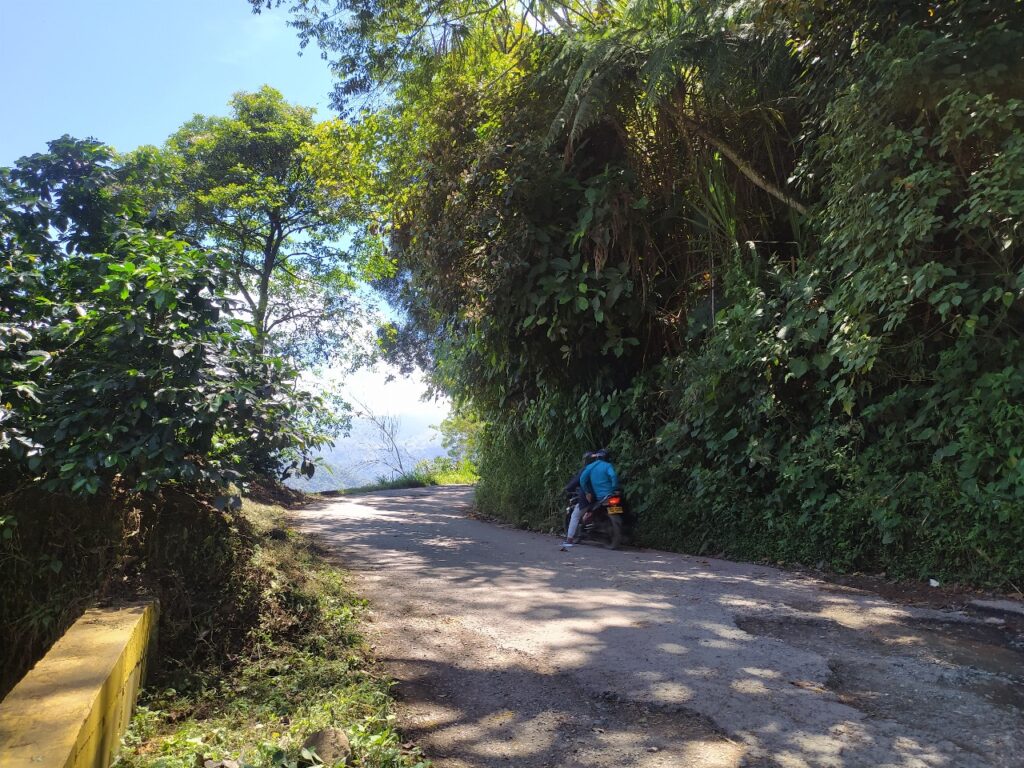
(0, 97), (358, 496)
(131, 86), (370, 363)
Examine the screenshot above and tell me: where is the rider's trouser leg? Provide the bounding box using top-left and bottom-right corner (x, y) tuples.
(566, 503), (583, 542)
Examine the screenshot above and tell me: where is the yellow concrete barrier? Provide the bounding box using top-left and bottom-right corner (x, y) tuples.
(0, 602), (158, 768)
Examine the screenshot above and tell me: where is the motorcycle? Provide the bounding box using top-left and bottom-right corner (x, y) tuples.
(564, 491), (635, 549)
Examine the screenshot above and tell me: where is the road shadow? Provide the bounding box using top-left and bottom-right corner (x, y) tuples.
(297, 489), (1024, 768)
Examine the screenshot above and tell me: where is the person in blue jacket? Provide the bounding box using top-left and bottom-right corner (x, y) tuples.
(579, 448), (619, 504)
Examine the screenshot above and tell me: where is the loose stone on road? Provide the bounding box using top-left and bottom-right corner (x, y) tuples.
(296, 487), (1024, 768)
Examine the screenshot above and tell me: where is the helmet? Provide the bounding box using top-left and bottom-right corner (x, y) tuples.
(590, 448), (609, 461)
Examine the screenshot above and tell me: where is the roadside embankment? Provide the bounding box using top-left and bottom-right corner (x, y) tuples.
(118, 494), (430, 768)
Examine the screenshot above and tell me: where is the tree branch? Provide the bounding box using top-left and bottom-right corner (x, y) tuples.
(672, 111), (808, 216)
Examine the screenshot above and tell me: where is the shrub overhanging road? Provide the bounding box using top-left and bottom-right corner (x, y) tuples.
(296, 486), (1023, 768)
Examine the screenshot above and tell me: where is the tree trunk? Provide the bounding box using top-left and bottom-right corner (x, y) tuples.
(253, 219), (282, 355)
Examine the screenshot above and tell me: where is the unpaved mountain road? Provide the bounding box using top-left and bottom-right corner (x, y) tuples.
(295, 486), (1024, 768)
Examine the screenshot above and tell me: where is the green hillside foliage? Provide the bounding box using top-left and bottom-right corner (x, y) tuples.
(271, 0), (1024, 585)
(119, 495), (430, 768)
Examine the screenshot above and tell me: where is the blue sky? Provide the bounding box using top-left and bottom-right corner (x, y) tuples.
(0, 0), (336, 164)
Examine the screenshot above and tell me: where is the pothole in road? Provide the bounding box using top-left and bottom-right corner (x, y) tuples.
(903, 616), (1024, 674)
(735, 614), (1024, 682)
(736, 613), (1024, 764)
(391, 663), (743, 768)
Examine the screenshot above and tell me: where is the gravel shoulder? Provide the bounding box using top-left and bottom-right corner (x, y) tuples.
(295, 486), (1024, 768)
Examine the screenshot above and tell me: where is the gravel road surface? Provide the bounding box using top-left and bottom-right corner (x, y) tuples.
(295, 486), (1023, 768)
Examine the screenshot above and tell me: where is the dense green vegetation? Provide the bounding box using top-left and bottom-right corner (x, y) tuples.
(0, 94), (359, 498)
(0, 72), (465, 765)
(0, 93), (358, 692)
(264, 0), (1024, 586)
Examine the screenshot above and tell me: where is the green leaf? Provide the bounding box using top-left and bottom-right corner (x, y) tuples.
(789, 358), (810, 378)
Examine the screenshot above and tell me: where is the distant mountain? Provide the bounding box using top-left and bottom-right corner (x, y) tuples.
(284, 413), (446, 492)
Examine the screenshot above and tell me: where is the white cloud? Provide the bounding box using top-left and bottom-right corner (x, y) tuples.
(348, 366), (449, 420)
(305, 364), (450, 422)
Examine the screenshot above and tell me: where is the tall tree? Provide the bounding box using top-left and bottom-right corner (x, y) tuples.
(153, 86), (366, 362)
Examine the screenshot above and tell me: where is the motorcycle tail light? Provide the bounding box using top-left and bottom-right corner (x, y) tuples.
(608, 496), (621, 505)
